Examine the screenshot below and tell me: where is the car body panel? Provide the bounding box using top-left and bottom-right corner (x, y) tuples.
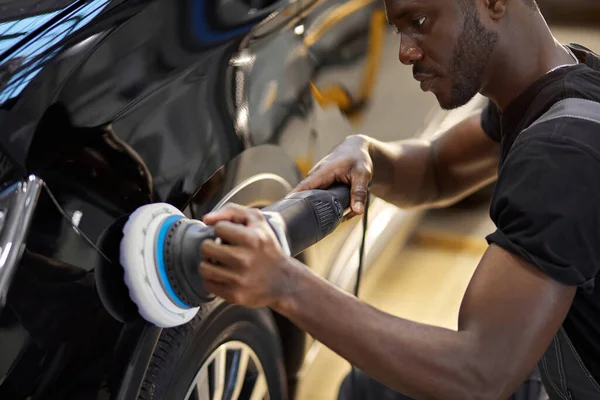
(0, 0), (298, 398)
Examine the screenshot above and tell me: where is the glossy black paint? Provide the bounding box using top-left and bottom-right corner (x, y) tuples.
(0, 0), (387, 398)
(0, 0), (292, 398)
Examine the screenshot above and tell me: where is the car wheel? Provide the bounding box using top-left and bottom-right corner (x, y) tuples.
(138, 298), (287, 400)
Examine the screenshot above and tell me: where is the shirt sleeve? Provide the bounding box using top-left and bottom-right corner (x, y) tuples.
(480, 100), (502, 143)
(486, 137), (600, 292)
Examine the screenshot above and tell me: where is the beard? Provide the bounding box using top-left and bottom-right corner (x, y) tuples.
(441, 5), (499, 110)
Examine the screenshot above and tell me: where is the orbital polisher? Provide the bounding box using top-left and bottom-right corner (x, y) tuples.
(119, 185), (351, 328)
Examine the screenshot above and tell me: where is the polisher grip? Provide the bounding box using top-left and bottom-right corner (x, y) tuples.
(262, 184), (350, 255)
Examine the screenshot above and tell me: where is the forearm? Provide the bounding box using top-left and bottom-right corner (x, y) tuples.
(364, 112), (499, 209)
(274, 259), (487, 400)
(366, 135), (438, 209)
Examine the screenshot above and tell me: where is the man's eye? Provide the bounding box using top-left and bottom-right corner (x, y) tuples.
(393, 16), (426, 34)
(413, 17), (427, 27)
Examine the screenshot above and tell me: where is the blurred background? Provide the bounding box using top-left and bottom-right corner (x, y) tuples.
(294, 1), (600, 399)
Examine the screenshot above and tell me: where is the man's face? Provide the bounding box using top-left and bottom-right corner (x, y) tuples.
(384, 0), (499, 110)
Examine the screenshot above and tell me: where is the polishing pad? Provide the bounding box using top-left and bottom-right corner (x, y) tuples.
(120, 203), (200, 328)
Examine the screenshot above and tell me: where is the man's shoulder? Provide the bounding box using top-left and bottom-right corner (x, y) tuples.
(510, 97), (600, 160)
(489, 118), (600, 290)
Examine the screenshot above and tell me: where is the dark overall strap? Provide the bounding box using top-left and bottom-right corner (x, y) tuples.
(512, 98), (600, 152)
(528, 97), (600, 129)
(515, 39), (600, 144)
(540, 327), (600, 400)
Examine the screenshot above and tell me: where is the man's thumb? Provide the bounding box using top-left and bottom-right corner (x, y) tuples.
(351, 182), (368, 214)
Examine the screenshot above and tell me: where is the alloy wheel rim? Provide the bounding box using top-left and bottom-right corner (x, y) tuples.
(184, 340), (270, 400)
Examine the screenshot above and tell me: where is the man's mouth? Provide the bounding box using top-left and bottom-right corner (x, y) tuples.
(414, 73), (437, 92)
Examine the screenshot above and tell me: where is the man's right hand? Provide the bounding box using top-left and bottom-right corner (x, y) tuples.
(290, 134), (373, 216)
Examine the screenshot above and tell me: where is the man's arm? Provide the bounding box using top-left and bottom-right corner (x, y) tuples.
(291, 109), (499, 214)
(199, 204), (576, 400)
(274, 244), (575, 400)
(368, 111), (500, 209)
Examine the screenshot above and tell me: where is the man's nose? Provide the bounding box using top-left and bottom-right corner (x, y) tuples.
(399, 35), (423, 65)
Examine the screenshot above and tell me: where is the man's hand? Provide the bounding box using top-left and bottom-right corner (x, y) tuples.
(291, 134), (373, 216)
(198, 204), (294, 309)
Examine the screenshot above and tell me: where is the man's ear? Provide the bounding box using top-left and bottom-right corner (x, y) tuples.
(486, 0), (507, 20)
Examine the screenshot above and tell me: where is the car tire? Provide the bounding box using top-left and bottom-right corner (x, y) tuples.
(138, 298), (287, 400)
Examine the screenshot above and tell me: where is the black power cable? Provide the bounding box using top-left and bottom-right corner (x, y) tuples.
(350, 190), (370, 398)
(354, 192), (370, 297)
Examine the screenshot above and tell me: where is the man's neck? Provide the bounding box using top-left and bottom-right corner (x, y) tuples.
(480, 14), (578, 111)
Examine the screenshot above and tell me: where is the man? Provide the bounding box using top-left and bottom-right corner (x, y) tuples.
(198, 0), (600, 398)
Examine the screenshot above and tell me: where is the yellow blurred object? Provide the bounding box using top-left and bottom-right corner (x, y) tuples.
(298, 1), (388, 175)
(350, 8), (386, 125)
(308, 6), (387, 125)
(295, 129), (318, 177)
(310, 82), (352, 110)
(303, 0), (378, 48)
(295, 157), (313, 178)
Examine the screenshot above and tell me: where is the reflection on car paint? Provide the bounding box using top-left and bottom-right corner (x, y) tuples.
(0, 0), (262, 397)
(191, 0), (254, 43)
(0, 0), (110, 104)
(309, 5), (387, 126)
(231, 0), (383, 173)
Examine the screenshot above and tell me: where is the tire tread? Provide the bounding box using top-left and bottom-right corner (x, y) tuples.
(137, 303), (286, 400)
(138, 306), (205, 400)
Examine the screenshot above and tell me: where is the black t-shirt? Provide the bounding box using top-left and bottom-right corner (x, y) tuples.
(481, 43), (600, 381)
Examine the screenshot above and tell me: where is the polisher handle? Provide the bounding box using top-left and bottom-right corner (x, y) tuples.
(262, 183), (350, 256)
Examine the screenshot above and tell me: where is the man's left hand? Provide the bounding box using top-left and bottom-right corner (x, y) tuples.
(199, 203), (294, 309)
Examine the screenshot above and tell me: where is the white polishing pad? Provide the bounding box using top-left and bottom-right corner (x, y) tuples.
(120, 203), (200, 328)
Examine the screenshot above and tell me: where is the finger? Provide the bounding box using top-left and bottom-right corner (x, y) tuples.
(200, 240), (243, 269)
(213, 221), (257, 246)
(350, 167), (370, 214)
(290, 173), (331, 194)
(203, 203), (261, 226)
(290, 166), (353, 196)
(203, 279), (247, 305)
(203, 279), (233, 299)
(200, 263), (247, 304)
(199, 261), (241, 285)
